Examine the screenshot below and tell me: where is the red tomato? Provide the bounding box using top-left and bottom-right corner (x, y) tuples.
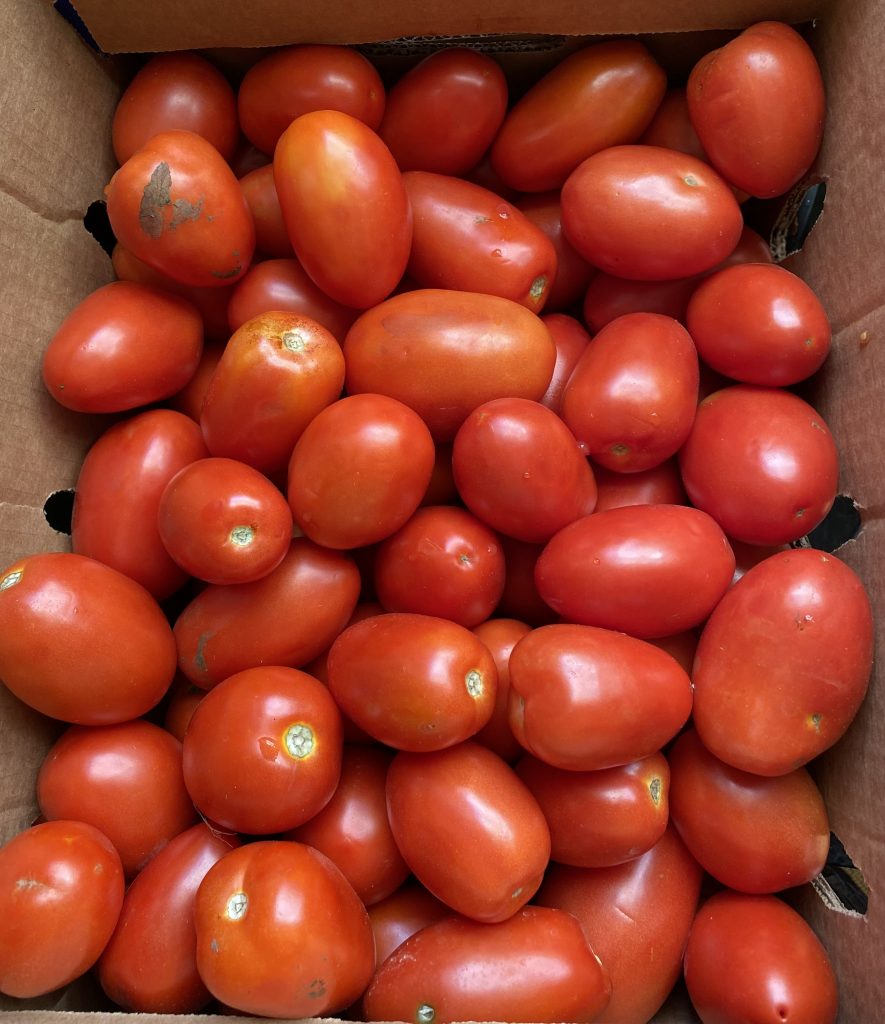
(648, 630), (699, 677)
(538, 314), (592, 415)
(592, 458), (688, 512)
(42, 281), (202, 413)
(344, 289), (556, 441)
(471, 617), (532, 763)
(720, 224), (774, 266)
(420, 443), (460, 507)
(106, 130), (255, 287)
(0, 821), (124, 998)
(562, 145), (743, 280)
(518, 193), (597, 311)
(639, 87), (707, 161)
(496, 537), (558, 627)
(367, 881), (449, 968)
(693, 548), (873, 776)
(687, 22), (826, 198)
(684, 892), (838, 1023)
(327, 613), (496, 752)
(373, 506), (505, 627)
(0, 553), (176, 724)
(163, 679), (206, 742)
(678, 385), (839, 545)
(166, 342), (224, 422)
(194, 841), (375, 1017)
(386, 742), (551, 922)
(98, 824), (238, 1013)
(364, 906), (611, 1024)
(490, 40), (666, 192)
(508, 624), (692, 771)
(287, 394), (436, 550)
(72, 409), (208, 599)
(113, 53), (238, 164)
(535, 505), (735, 639)
(729, 538), (788, 586)
(582, 272), (699, 332)
(239, 164), (293, 257)
(274, 111), (411, 309)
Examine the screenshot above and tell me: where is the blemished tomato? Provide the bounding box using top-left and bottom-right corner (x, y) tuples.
(496, 537), (558, 627)
(239, 164), (294, 258)
(0, 553), (176, 724)
(561, 145), (744, 280)
(403, 171), (557, 312)
(238, 44), (385, 155)
(200, 311), (346, 475)
(538, 314), (592, 415)
(284, 745), (408, 906)
(42, 281), (203, 413)
(592, 458), (688, 512)
(516, 752), (670, 868)
(363, 907), (612, 1024)
(112, 52), (238, 164)
(678, 385), (840, 545)
(72, 408), (208, 600)
(194, 841), (375, 1017)
(684, 892), (838, 1024)
(537, 827), (704, 1024)
(174, 539), (360, 689)
(274, 111), (411, 309)
(518, 193), (597, 311)
(582, 272), (699, 332)
(287, 394), (436, 550)
(373, 506), (506, 627)
(471, 617), (532, 763)
(535, 505), (735, 639)
(687, 22), (826, 198)
(344, 289), (557, 441)
(98, 824), (238, 1013)
(692, 548), (873, 776)
(0, 821), (125, 998)
(508, 624), (692, 771)
(561, 313), (699, 472)
(367, 881), (449, 968)
(386, 742), (551, 922)
(327, 612), (497, 751)
(490, 39), (666, 192)
(106, 130), (255, 287)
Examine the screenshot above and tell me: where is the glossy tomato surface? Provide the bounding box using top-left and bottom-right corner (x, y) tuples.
(538, 314), (592, 414)
(518, 194), (597, 311)
(592, 458), (687, 512)
(471, 617), (532, 763)
(239, 163), (293, 258)
(582, 272), (699, 332)
(367, 881), (449, 968)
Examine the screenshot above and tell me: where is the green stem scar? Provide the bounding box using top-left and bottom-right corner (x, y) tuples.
(284, 722), (315, 759)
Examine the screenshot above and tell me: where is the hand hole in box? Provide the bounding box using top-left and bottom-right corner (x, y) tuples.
(812, 832), (869, 917)
(83, 200), (116, 257)
(43, 489), (75, 536)
(792, 494), (862, 553)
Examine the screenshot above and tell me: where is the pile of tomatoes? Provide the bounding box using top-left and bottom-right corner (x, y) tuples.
(0, 18), (872, 1024)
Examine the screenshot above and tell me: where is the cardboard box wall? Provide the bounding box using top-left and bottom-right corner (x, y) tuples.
(0, 0), (882, 1020)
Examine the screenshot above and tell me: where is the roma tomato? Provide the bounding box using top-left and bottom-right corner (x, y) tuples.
(367, 881), (449, 968)
(239, 164), (293, 257)
(420, 443), (460, 507)
(0, 821), (124, 998)
(639, 87), (707, 161)
(518, 193), (597, 311)
(582, 272), (699, 332)
(167, 342), (224, 422)
(0, 553), (176, 724)
(538, 314), (592, 415)
(592, 458), (687, 512)
(471, 617), (532, 763)
(106, 130), (255, 287)
(42, 281), (202, 413)
(163, 678), (205, 742)
(274, 110), (411, 309)
(194, 841), (375, 1017)
(496, 537), (558, 627)
(386, 742), (551, 922)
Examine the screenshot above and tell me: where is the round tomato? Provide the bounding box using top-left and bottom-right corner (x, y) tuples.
(537, 314), (592, 415)
(592, 458), (687, 512)
(471, 617), (532, 763)
(367, 881), (449, 969)
(238, 164), (293, 258)
(518, 194), (597, 311)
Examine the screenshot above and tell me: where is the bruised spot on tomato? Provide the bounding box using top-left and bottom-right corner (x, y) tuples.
(194, 631), (211, 674)
(283, 722), (315, 759)
(648, 776), (663, 805)
(307, 978), (327, 999)
(0, 568), (24, 591)
(229, 525), (255, 547)
(465, 669), (484, 698)
(139, 162), (172, 238)
(225, 890), (248, 920)
(169, 196), (204, 229)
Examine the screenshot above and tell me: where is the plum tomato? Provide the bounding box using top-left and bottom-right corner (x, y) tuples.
(538, 314), (592, 415)
(517, 193), (597, 311)
(471, 617), (532, 763)
(367, 881), (450, 969)
(582, 272), (699, 332)
(592, 458), (688, 512)
(239, 164), (294, 258)
(496, 537), (559, 627)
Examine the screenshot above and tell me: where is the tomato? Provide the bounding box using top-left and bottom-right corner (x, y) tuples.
(686, 263), (831, 385)
(452, 397), (597, 543)
(729, 538), (788, 585)
(592, 458), (687, 512)
(285, 745), (408, 906)
(373, 506), (506, 627)
(648, 630), (699, 677)
(720, 224), (774, 266)
(0, 553), (176, 724)
(516, 752), (669, 868)
(238, 44), (385, 154)
(106, 130), (255, 288)
(684, 892), (838, 1023)
(200, 311), (346, 475)
(287, 394), (436, 550)
(379, 48), (507, 174)
(112, 53), (238, 164)
(562, 145), (743, 280)
(194, 840), (375, 1017)
(687, 22), (826, 198)
(508, 624), (692, 771)
(420, 443), (460, 507)
(327, 613), (496, 751)
(496, 537), (558, 627)
(537, 827), (704, 1024)
(363, 906), (611, 1024)
(693, 548), (873, 776)
(274, 111), (411, 309)
(98, 824), (237, 1013)
(367, 881), (449, 968)
(490, 40), (666, 192)
(174, 539), (360, 689)
(72, 409), (208, 599)
(42, 281), (203, 413)
(386, 742), (550, 922)
(518, 193), (597, 311)
(471, 618), (532, 763)
(403, 171), (557, 312)
(239, 164), (293, 258)
(538, 314), (592, 415)
(639, 87), (707, 161)
(678, 385), (840, 545)
(535, 505), (735, 638)
(167, 342), (224, 422)
(0, 820), (124, 998)
(561, 313), (699, 472)
(344, 289), (556, 441)
(158, 457), (293, 585)
(582, 272), (699, 332)
(164, 678), (205, 742)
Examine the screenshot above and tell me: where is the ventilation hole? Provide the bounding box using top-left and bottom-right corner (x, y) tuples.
(811, 832), (869, 917)
(53, 0), (101, 51)
(43, 489), (75, 535)
(768, 178), (827, 260)
(791, 495), (862, 553)
(83, 200), (116, 257)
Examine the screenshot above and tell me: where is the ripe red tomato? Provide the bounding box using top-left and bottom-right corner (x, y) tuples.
(367, 881), (449, 968)
(639, 86), (708, 161)
(163, 678), (205, 742)
(239, 163), (293, 258)
(471, 617), (532, 763)
(167, 342), (224, 422)
(518, 193), (597, 311)
(582, 271), (699, 332)
(538, 314), (592, 414)
(592, 458), (687, 512)
(0, 820), (125, 998)
(496, 537), (558, 627)
(420, 443), (460, 507)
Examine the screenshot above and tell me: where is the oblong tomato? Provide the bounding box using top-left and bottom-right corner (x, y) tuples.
(582, 271), (699, 332)
(367, 881), (449, 969)
(239, 163), (293, 258)
(538, 314), (592, 414)
(518, 193), (597, 312)
(592, 458), (687, 512)
(471, 618), (532, 763)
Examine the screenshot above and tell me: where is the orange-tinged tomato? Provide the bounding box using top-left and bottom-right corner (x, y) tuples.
(239, 163), (293, 257)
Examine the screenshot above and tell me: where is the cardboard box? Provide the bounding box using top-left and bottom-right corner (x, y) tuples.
(0, 0), (882, 1020)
